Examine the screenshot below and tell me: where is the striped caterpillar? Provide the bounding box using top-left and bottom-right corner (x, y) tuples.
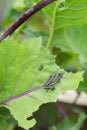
(43, 72), (64, 92)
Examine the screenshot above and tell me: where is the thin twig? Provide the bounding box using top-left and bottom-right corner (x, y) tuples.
(0, 0), (56, 42)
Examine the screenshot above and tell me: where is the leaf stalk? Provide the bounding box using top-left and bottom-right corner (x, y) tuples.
(0, 0), (56, 43)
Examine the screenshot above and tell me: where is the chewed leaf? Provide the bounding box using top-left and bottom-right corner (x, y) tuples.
(0, 37), (83, 129)
(5, 71), (83, 130)
(0, 37), (61, 103)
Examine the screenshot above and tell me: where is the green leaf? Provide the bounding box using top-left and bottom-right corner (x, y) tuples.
(51, 29), (73, 52)
(0, 37), (83, 129)
(55, 0), (87, 29)
(41, 0), (87, 30)
(0, 107), (16, 130)
(49, 113), (86, 130)
(78, 80), (87, 93)
(41, 0), (87, 49)
(52, 47), (80, 72)
(65, 25), (87, 63)
(0, 37), (43, 100)
(5, 71), (83, 129)
(52, 24), (87, 64)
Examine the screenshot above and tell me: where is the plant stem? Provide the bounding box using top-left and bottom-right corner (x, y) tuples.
(0, 0), (56, 43)
(46, 0), (59, 49)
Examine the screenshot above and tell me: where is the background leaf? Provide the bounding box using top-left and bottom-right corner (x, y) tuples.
(0, 107), (16, 130)
(49, 113), (86, 130)
(64, 25), (87, 63)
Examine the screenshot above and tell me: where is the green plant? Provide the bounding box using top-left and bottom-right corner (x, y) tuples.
(0, 0), (87, 130)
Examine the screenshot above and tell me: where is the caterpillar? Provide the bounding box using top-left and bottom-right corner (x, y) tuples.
(43, 72), (64, 92)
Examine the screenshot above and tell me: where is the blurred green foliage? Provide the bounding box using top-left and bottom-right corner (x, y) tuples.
(0, 0), (87, 130)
